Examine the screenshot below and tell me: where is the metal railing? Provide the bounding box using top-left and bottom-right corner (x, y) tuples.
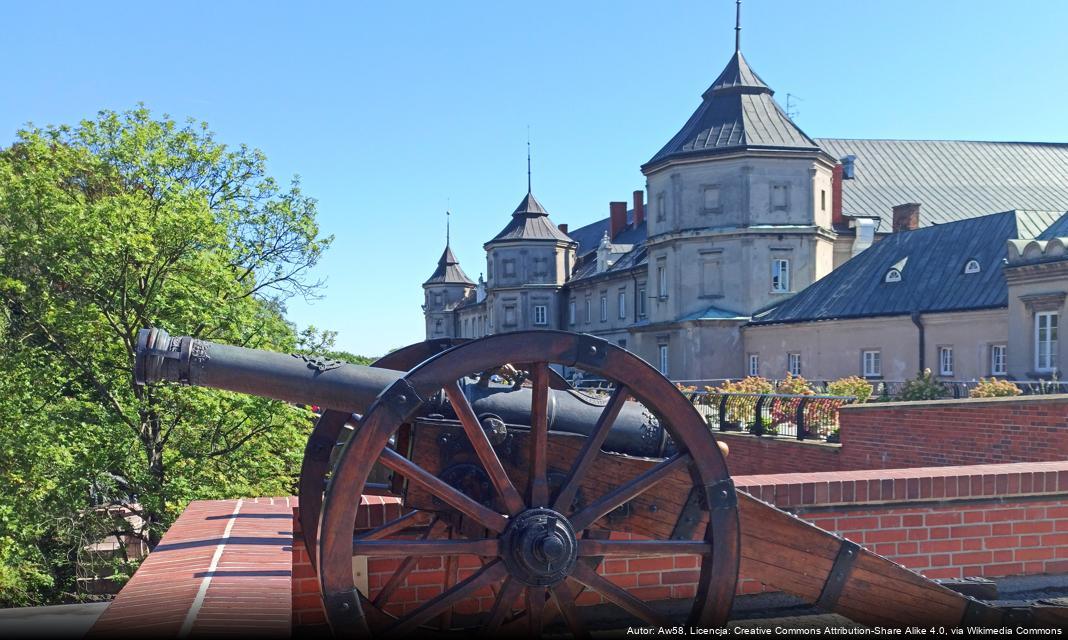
(688, 391), (856, 441)
(678, 379), (1068, 402)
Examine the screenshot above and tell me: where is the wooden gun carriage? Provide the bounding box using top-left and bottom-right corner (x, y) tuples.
(135, 328), (1065, 636)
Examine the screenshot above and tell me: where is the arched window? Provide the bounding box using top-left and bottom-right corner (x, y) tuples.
(885, 269), (902, 283)
(964, 259), (981, 274)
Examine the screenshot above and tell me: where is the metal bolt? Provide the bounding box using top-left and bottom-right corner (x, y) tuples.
(396, 394), (407, 403)
(588, 345), (598, 356)
(649, 504), (659, 513)
(340, 602), (350, 611)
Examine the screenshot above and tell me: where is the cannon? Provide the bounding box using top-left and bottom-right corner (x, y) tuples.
(135, 328), (1058, 635)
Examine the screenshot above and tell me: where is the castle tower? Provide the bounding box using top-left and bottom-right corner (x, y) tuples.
(422, 234), (475, 339)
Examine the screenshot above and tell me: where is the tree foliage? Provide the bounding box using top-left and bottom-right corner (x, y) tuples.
(0, 107), (338, 604)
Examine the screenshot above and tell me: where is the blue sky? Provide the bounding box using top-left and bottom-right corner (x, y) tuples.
(3, 1), (1067, 356)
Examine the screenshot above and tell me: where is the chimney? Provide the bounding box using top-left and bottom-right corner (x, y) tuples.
(557, 223), (569, 235)
(609, 201), (627, 239)
(831, 163), (844, 226)
(841, 155), (857, 179)
(892, 203), (921, 233)
(633, 190), (645, 226)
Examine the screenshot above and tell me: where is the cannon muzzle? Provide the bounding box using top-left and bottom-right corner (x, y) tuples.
(135, 328), (674, 457)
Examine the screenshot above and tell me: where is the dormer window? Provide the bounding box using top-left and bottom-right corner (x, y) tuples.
(964, 259), (981, 274)
(885, 257), (908, 283)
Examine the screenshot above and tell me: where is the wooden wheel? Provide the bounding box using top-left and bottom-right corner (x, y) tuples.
(317, 331), (740, 636)
(299, 338), (467, 566)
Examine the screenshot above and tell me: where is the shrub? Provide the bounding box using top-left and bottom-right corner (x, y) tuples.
(717, 376), (774, 426)
(899, 369), (948, 401)
(827, 376), (874, 403)
(969, 378), (1022, 398)
(775, 373), (815, 396)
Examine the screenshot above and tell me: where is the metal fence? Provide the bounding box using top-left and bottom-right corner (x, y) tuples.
(688, 391), (856, 441)
(676, 379), (1068, 401)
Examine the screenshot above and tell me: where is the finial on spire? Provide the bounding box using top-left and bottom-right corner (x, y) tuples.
(446, 208), (451, 247)
(735, 0), (741, 52)
(526, 125), (532, 194)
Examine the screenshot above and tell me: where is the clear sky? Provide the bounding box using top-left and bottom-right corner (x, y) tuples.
(3, 1), (1067, 356)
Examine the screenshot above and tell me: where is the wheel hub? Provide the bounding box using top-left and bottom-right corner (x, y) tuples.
(500, 508), (578, 586)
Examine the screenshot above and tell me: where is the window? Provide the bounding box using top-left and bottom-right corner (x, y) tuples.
(434, 319), (443, 334)
(964, 259), (981, 274)
(771, 259), (790, 293)
(938, 346), (954, 376)
(533, 304), (548, 326)
(701, 257), (723, 297)
(533, 257), (548, 278)
(885, 269), (902, 283)
(788, 353), (802, 376)
(569, 300), (576, 325)
(638, 288), (646, 317)
(821, 189), (826, 211)
(584, 299), (591, 324)
(702, 186), (721, 212)
(434, 292), (443, 306)
(991, 345), (1007, 376)
(771, 184), (788, 210)
(503, 259), (516, 277)
(657, 262), (668, 298)
(748, 354), (759, 377)
(618, 291), (626, 319)
(1036, 312), (1059, 372)
(658, 344), (669, 376)
(504, 305), (516, 326)
(600, 295), (608, 322)
(862, 350), (881, 377)
(656, 192), (666, 222)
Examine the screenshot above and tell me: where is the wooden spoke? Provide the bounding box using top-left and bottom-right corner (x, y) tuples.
(353, 538), (499, 557)
(377, 448), (508, 533)
(578, 539), (711, 556)
(529, 362), (550, 507)
(570, 561), (671, 627)
(553, 384), (630, 513)
(526, 587), (546, 638)
(384, 560), (508, 637)
(372, 518), (444, 608)
(550, 582), (588, 640)
(569, 452), (692, 531)
(445, 381), (526, 516)
(355, 509), (429, 542)
(440, 528), (459, 630)
(482, 576), (523, 636)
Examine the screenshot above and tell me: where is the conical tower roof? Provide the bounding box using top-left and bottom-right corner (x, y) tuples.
(423, 244), (474, 286)
(642, 49), (820, 172)
(487, 191), (574, 245)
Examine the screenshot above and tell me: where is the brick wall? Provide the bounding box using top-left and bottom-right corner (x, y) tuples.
(837, 395), (1068, 470)
(718, 431), (841, 475)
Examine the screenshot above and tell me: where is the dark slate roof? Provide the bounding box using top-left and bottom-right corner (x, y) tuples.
(423, 244), (474, 286)
(487, 191), (575, 244)
(569, 244), (648, 284)
(750, 210), (1068, 325)
(567, 210), (648, 258)
(817, 139), (1068, 230)
(643, 51), (821, 171)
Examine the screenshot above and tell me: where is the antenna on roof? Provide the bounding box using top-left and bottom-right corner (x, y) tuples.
(445, 197), (451, 247)
(527, 125), (532, 194)
(786, 93), (802, 120)
(735, 0), (741, 52)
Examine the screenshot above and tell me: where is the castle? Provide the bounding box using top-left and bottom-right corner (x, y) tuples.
(422, 22), (1068, 384)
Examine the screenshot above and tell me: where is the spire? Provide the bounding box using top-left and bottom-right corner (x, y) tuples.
(526, 126), (532, 194)
(446, 209), (451, 247)
(735, 0), (741, 52)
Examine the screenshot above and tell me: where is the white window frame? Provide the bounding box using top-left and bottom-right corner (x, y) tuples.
(772, 259), (790, 293)
(568, 300), (576, 326)
(656, 192), (666, 222)
(618, 291), (626, 319)
(658, 344), (669, 376)
(964, 259), (981, 274)
(938, 346), (954, 376)
(788, 353), (802, 377)
(748, 354), (759, 377)
(1036, 311), (1059, 372)
(533, 304), (548, 326)
(885, 269), (902, 283)
(862, 350), (881, 378)
(991, 344), (1007, 376)
(600, 295), (608, 322)
(657, 264), (667, 298)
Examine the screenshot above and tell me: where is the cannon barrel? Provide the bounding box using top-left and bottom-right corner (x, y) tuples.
(135, 328), (672, 457)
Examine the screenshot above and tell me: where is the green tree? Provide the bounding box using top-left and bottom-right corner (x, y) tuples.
(0, 107), (332, 604)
